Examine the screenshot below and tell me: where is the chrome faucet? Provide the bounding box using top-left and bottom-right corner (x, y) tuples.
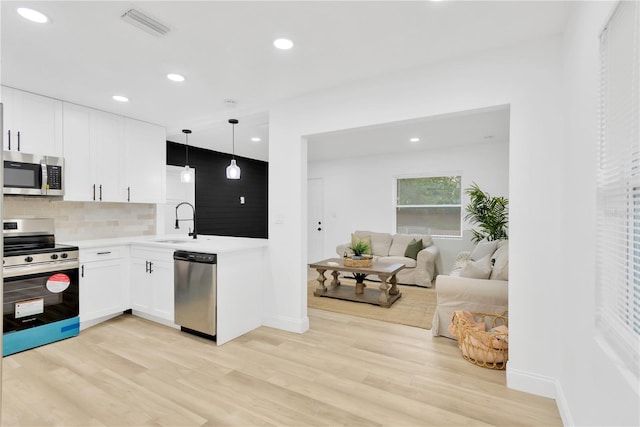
(175, 202), (197, 239)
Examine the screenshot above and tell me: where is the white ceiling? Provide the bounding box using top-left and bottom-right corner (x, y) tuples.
(0, 1), (572, 162)
(307, 105), (510, 161)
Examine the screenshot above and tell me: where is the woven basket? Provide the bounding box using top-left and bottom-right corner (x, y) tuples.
(451, 311), (509, 370)
(343, 257), (372, 268)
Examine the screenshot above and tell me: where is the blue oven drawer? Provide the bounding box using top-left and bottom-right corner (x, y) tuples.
(3, 316), (79, 356)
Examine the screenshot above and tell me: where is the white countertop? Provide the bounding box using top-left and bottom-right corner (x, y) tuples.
(62, 234), (269, 254)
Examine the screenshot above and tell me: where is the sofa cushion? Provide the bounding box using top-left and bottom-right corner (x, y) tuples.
(404, 239), (423, 260)
(470, 239), (499, 261)
(382, 256), (417, 268)
(459, 254), (493, 279)
(490, 240), (509, 281)
(354, 230), (393, 256)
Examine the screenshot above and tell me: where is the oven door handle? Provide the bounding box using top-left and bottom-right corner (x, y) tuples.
(3, 260), (79, 279)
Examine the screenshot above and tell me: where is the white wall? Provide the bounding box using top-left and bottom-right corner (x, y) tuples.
(307, 140), (509, 272)
(558, 2), (639, 426)
(268, 35), (565, 399)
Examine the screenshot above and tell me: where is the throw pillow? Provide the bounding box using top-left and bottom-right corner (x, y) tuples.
(350, 233), (372, 255)
(459, 254), (493, 279)
(490, 241), (509, 281)
(470, 239), (499, 261)
(404, 238), (423, 260)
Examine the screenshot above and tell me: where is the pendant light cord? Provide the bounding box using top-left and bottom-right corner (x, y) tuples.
(185, 133), (189, 165)
(182, 129), (192, 167)
(232, 122), (236, 159)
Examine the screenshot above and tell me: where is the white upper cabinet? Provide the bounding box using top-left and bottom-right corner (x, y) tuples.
(62, 102), (124, 202)
(124, 118), (166, 203)
(1, 86), (63, 156)
(63, 101), (165, 204)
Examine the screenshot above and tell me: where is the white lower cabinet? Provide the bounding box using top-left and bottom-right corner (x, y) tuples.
(79, 246), (129, 327)
(130, 247), (174, 324)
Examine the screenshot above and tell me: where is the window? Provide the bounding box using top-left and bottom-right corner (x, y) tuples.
(395, 175), (461, 237)
(597, 0), (640, 377)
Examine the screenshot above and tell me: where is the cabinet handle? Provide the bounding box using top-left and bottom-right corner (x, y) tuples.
(17, 131), (20, 151)
(93, 184), (96, 201)
(81, 265), (85, 278)
(127, 186), (131, 202)
(96, 251), (111, 255)
(7, 130), (10, 150)
(99, 184), (103, 201)
(145, 260), (149, 273)
(148, 261), (153, 273)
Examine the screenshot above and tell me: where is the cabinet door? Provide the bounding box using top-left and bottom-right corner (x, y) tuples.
(12, 89), (63, 156)
(2, 86), (62, 155)
(92, 111), (124, 202)
(1, 86), (16, 150)
(130, 257), (152, 314)
(124, 118), (166, 203)
(149, 259), (174, 322)
(80, 258), (126, 322)
(63, 102), (93, 201)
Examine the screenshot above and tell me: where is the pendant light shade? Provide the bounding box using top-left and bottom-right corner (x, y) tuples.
(226, 119), (241, 180)
(180, 129), (194, 183)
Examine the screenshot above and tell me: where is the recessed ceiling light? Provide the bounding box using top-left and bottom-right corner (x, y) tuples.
(251, 137), (261, 142)
(274, 38), (294, 50)
(410, 137), (420, 143)
(167, 73), (185, 82)
(112, 95), (129, 102)
(17, 8), (48, 23)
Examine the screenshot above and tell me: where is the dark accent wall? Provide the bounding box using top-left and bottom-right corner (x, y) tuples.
(167, 141), (268, 238)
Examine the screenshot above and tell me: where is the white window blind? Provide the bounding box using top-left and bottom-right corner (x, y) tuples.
(597, 0), (640, 377)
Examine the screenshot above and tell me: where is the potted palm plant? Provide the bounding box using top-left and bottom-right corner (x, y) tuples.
(464, 182), (509, 243)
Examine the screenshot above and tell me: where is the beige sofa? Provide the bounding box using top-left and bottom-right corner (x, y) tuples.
(431, 240), (508, 339)
(335, 230), (441, 287)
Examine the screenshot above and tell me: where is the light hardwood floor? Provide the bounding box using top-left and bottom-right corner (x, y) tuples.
(1, 311), (562, 426)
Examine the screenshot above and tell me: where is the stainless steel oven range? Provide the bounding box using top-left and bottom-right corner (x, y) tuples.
(2, 218), (80, 356)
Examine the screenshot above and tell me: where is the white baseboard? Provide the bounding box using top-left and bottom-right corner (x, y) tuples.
(262, 315), (310, 334)
(554, 379), (575, 427)
(80, 312), (123, 331)
(132, 310), (180, 330)
(506, 365), (557, 399)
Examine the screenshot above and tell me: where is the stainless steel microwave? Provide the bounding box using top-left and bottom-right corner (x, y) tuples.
(3, 151), (64, 196)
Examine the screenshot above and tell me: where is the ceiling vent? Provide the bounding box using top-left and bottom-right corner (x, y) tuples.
(121, 9), (171, 37)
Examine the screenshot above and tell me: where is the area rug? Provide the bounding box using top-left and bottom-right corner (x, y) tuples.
(307, 277), (436, 329)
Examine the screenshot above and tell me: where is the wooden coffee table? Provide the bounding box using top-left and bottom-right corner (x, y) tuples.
(308, 258), (405, 308)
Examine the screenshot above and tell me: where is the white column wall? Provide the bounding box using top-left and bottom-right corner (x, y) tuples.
(307, 140), (509, 272)
(268, 36), (565, 395)
(558, 2), (639, 426)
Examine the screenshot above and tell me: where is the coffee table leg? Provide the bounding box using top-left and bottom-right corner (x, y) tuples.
(330, 270), (341, 288)
(378, 274), (389, 304)
(389, 274), (399, 295)
(315, 268), (327, 294)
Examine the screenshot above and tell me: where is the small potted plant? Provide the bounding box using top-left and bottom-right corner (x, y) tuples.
(349, 240), (371, 260)
(345, 239), (373, 267)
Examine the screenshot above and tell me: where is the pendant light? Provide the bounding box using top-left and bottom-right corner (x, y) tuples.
(180, 129), (194, 183)
(226, 119), (241, 179)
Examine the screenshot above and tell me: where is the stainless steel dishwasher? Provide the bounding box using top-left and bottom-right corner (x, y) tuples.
(174, 250), (217, 339)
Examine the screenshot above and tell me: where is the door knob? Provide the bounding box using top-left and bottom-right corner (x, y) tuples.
(317, 227), (322, 231)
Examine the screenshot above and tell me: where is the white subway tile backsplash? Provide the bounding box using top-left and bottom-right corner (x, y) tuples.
(3, 197), (156, 241)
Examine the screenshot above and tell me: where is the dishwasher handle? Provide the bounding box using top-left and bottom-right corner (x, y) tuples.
(173, 250), (217, 264)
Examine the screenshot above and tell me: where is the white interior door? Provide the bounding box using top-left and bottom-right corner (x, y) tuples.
(307, 178), (324, 262)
